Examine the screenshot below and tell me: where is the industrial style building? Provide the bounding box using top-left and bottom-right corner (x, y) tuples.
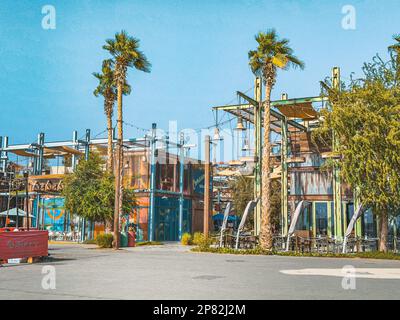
(212, 67), (397, 245)
(0, 125), (206, 242)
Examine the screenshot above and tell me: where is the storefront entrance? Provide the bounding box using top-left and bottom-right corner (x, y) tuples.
(153, 196), (191, 241)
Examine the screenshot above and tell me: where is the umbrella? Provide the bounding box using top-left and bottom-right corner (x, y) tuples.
(0, 208), (35, 218)
(212, 213), (238, 221)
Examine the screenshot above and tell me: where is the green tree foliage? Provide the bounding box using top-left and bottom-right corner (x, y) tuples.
(388, 34), (400, 83)
(229, 176), (254, 227)
(313, 47), (400, 251)
(93, 59), (131, 172)
(62, 153), (136, 225)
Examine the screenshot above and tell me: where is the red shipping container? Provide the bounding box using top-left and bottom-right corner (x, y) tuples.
(0, 231), (48, 260)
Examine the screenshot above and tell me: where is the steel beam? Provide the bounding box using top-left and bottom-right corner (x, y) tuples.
(213, 96), (328, 108)
(3, 137), (150, 152)
(281, 115), (289, 237)
(332, 67), (343, 240)
(271, 96), (329, 107)
(216, 92), (308, 132)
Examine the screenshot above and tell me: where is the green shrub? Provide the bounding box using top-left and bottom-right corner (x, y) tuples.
(83, 239), (97, 245)
(96, 233), (114, 248)
(277, 251), (400, 260)
(192, 246), (273, 255)
(191, 247), (400, 260)
(136, 241), (163, 246)
(181, 233), (192, 246)
(192, 232), (204, 246)
(192, 232), (213, 248)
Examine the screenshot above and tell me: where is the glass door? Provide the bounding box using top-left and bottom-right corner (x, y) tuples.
(313, 202), (328, 237)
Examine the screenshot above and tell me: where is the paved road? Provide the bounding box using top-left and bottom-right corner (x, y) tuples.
(1, 243), (400, 300)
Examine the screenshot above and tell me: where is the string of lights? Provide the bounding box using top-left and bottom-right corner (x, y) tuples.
(84, 85), (255, 140)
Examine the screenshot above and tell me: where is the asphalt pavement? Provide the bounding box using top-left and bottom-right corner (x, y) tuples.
(1, 242), (400, 300)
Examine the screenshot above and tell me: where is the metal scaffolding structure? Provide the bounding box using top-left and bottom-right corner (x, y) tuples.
(0, 126), (193, 242)
(212, 70), (334, 239)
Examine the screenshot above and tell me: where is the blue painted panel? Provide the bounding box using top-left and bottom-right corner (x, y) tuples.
(33, 197), (66, 231)
(192, 167), (209, 195)
(153, 196), (192, 241)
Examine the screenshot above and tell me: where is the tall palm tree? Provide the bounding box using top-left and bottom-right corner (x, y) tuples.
(248, 29), (304, 250)
(389, 34), (400, 83)
(93, 59), (117, 172)
(93, 59), (131, 172)
(103, 30), (151, 249)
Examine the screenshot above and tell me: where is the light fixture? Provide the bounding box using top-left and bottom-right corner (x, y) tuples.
(213, 127), (222, 141)
(235, 117), (246, 131)
(242, 138), (250, 151)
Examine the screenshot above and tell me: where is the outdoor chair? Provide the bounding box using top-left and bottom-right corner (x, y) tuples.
(343, 237), (361, 253)
(361, 237), (379, 252)
(235, 233), (258, 249)
(272, 235), (286, 251)
(218, 202), (232, 248)
(313, 237), (329, 253)
(66, 232), (73, 241)
(235, 198), (259, 250)
(288, 235), (310, 253)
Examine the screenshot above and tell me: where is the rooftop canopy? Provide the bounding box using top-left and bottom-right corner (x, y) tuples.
(0, 208), (35, 218)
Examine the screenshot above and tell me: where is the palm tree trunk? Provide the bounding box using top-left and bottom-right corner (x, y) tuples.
(259, 84), (273, 250)
(118, 96), (124, 234)
(113, 82), (123, 249)
(107, 111), (113, 172)
(379, 209), (388, 253)
(105, 219), (112, 234)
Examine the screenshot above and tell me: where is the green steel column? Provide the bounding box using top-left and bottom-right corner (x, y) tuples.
(281, 113), (289, 237)
(327, 202), (332, 238)
(393, 220), (397, 253)
(253, 77), (262, 235)
(354, 188), (362, 237)
(332, 67), (343, 240)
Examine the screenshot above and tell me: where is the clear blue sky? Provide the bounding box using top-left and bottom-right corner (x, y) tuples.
(1, 0), (399, 146)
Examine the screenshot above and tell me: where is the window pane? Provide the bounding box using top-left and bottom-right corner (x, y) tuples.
(315, 202), (328, 236)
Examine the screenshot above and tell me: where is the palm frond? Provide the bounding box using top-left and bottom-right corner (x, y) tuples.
(389, 34), (400, 52)
(103, 30), (152, 78)
(248, 29), (304, 76)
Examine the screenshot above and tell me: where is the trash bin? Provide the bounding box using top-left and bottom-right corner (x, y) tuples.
(120, 232), (128, 247)
(128, 230), (136, 247)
